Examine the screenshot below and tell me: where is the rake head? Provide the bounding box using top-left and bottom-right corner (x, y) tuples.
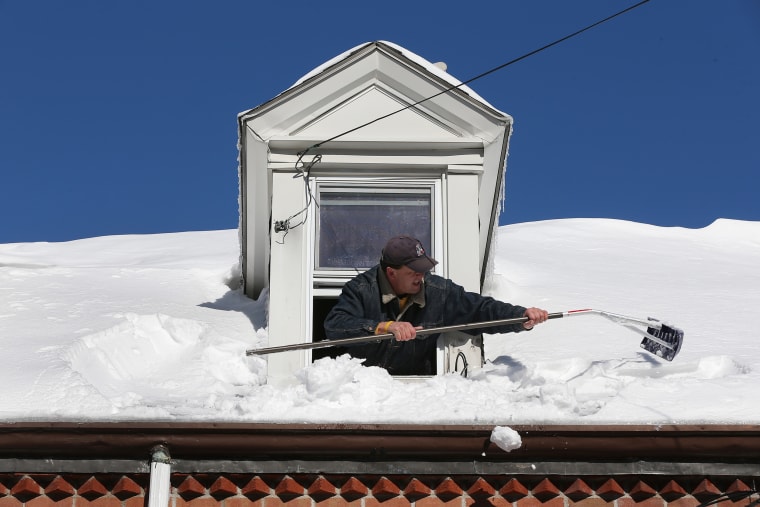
(641, 319), (684, 362)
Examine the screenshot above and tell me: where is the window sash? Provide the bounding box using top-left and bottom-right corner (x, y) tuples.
(315, 185), (434, 271)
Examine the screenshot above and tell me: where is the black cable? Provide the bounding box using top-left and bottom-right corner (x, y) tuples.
(273, 153), (321, 241)
(280, 0), (651, 236)
(455, 350), (469, 377)
(302, 0), (651, 154)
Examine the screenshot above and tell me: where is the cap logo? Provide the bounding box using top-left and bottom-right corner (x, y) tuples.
(415, 243), (425, 257)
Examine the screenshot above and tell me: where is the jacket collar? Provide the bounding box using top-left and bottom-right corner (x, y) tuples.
(377, 266), (426, 307)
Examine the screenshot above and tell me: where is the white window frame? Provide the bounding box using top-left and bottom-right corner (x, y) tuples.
(310, 176), (444, 295)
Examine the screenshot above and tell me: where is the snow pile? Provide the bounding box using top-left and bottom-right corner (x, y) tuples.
(490, 426), (522, 453)
(1, 219), (758, 424)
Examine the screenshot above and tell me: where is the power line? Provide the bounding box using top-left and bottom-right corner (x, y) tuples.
(305, 0), (651, 154)
(277, 0), (652, 237)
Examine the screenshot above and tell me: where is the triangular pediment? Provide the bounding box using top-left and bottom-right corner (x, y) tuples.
(241, 41), (510, 145)
(292, 84), (462, 140)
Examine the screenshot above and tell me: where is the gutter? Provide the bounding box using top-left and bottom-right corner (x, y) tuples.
(0, 423), (758, 470)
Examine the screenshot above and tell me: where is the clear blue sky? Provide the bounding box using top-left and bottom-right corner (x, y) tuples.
(2, 1), (758, 243)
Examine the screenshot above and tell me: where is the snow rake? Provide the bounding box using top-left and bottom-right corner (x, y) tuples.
(245, 308), (684, 361)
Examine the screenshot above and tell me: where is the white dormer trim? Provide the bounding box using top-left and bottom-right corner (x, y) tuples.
(238, 41), (512, 300)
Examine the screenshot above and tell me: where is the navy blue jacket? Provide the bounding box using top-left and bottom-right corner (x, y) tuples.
(323, 265), (528, 375)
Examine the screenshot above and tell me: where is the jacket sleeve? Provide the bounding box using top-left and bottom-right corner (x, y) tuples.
(444, 279), (528, 334)
(323, 278), (380, 340)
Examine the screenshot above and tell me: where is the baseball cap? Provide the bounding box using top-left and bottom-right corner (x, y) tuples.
(381, 235), (438, 273)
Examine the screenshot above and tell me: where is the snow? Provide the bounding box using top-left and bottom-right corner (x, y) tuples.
(1, 219), (759, 426)
(290, 41), (500, 112)
(490, 426), (522, 453)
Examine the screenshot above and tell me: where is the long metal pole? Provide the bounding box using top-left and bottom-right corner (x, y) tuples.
(246, 312), (566, 356)
(245, 308), (683, 361)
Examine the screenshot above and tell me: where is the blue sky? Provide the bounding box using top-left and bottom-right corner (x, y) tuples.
(2, 1), (758, 243)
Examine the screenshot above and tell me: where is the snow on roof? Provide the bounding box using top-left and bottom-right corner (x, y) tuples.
(2, 218), (759, 424)
(290, 40), (503, 114)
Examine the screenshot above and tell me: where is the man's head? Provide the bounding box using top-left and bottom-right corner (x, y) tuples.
(381, 235), (438, 295)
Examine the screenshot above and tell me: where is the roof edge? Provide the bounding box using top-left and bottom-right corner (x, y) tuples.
(1, 422), (758, 463)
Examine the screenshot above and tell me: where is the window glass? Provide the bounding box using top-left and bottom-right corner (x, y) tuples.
(317, 187), (432, 269)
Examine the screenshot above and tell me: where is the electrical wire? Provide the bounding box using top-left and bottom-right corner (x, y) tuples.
(275, 0), (651, 237)
(273, 153), (321, 242)
(303, 0), (651, 153)
(455, 350), (469, 377)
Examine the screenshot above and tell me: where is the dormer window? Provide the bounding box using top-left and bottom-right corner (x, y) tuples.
(238, 41), (512, 383)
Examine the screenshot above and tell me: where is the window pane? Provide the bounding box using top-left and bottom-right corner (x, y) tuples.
(318, 189), (432, 269)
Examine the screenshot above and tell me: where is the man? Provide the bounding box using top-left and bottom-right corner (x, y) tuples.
(323, 235), (549, 375)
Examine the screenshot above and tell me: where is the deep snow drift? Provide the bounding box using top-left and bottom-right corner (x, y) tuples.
(1, 219), (758, 424)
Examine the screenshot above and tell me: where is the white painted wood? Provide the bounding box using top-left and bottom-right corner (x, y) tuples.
(445, 173), (481, 292)
(267, 150), (483, 167)
(441, 172), (484, 374)
(240, 128), (271, 299)
(266, 171), (311, 385)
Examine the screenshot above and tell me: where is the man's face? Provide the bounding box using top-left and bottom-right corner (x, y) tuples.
(386, 265), (425, 295)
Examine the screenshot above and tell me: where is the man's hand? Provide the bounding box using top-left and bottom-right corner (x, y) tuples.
(388, 321), (422, 341)
(523, 307), (549, 330)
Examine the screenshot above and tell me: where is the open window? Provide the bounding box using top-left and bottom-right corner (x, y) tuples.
(310, 178), (442, 370)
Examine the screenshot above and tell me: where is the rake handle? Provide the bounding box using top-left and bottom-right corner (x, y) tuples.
(246, 312), (566, 356)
